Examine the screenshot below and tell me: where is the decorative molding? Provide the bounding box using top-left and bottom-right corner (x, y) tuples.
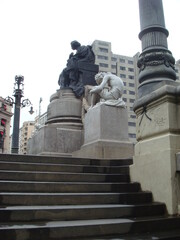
(137, 51), (175, 71)
(141, 31), (167, 50)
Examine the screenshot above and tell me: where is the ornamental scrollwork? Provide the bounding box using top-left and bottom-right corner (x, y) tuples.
(137, 51), (175, 71)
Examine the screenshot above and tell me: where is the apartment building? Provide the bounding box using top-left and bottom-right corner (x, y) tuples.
(19, 121), (35, 154)
(92, 40), (139, 143)
(0, 97), (13, 153)
(34, 112), (47, 130)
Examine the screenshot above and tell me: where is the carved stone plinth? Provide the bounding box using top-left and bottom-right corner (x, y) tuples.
(27, 89), (83, 156)
(131, 83), (180, 214)
(73, 104), (134, 159)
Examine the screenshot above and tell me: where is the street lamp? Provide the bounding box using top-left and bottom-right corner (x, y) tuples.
(5, 75), (34, 154)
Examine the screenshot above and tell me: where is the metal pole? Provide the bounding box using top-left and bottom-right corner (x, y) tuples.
(11, 76), (23, 154)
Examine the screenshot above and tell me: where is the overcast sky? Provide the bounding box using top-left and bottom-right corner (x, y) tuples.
(0, 0), (180, 127)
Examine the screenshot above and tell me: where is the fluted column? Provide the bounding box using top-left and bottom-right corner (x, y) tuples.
(138, 0), (176, 98)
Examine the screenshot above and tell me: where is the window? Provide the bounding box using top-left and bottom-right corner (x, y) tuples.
(129, 83), (135, 87)
(120, 66), (126, 71)
(128, 68), (134, 72)
(128, 122), (136, 127)
(128, 60), (133, 65)
(129, 133), (136, 138)
(0, 130), (4, 139)
(111, 57), (117, 61)
(130, 99), (135, 103)
(124, 90), (127, 94)
(120, 74), (126, 78)
(1, 103), (7, 111)
(99, 63), (108, 68)
(123, 82), (127, 86)
(97, 55), (108, 60)
(123, 98), (127, 102)
(120, 58), (125, 63)
(111, 65), (116, 69)
(1, 119), (6, 127)
(99, 47), (108, 53)
(129, 90), (135, 95)
(128, 75), (134, 79)
(130, 114), (136, 119)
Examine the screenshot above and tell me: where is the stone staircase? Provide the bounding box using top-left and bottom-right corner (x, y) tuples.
(0, 154), (180, 239)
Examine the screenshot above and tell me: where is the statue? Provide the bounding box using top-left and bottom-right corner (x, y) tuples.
(58, 40), (95, 98)
(90, 72), (126, 108)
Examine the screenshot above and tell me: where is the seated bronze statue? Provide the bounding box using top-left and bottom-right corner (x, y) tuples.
(58, 40), (96, 97)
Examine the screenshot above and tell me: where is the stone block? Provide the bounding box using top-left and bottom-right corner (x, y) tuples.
(28, 124), (83, 156)
(84, 104), (129, 144)
(73, 104), (133, 159)
(131, 86), (180, 214)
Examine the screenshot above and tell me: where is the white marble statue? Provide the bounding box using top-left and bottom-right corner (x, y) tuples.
(90, 72), (126, 108)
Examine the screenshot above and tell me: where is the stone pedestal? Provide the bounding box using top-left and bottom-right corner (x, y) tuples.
(73, 104), (134, 159)
(27, 89), (83, 156)
(130, 84), (180, 214)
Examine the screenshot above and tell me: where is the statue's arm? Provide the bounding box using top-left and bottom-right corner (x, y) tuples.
(98, 75), (109, 89)
(90, 76), (109, 94)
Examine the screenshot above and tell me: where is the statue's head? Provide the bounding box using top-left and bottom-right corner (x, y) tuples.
(95, 72), (105, 85)
(71, 40), (81, 50)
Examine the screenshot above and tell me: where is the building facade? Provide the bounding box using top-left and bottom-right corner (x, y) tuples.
(0, 97), (13, 153)
(92, 40), (139, 143)
(19, 121), (35, 154)
(34, 112), (47, 130)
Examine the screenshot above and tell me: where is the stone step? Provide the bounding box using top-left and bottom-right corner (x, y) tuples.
(0, 161), (129, 174)
(0, 203), (166, 222)
(0, 170), (130, 183)
(0, 180), (140, 193)
(0, 192), (153, 206)
(0, 217), (180, 239)
(0, 154), (133, 166)
(84, 229), (180, 239)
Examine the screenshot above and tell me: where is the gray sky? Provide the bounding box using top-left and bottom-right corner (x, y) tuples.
(0, 0), (180, 127)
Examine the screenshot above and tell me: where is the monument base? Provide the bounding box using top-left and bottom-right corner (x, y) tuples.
(27, 89), (83, 156)
(130, 84), (180, 215)
(73, 104), (134, 159)
(73, 139), (133, 159)
(28, 123), (83, 156)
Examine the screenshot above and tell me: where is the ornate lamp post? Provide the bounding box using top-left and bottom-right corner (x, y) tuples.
(5, 75), (34, 154)
(137, 0), (176, 98)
